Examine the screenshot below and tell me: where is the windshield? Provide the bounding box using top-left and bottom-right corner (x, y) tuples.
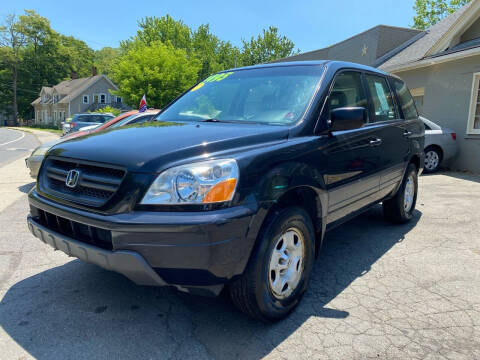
(155, 65), (324, 125)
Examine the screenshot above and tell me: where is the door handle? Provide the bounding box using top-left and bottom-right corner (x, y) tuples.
(369, 138), (382, 146)
(403, 130), (413, 137)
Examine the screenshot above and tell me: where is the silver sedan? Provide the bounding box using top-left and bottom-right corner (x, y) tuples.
(421, 117), (457, 173)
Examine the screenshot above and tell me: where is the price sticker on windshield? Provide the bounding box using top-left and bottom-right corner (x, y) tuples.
(191, 72), (234, 92)
(204, 72), (234, 83)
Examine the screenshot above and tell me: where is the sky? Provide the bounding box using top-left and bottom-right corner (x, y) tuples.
(2, 0), (416, 52)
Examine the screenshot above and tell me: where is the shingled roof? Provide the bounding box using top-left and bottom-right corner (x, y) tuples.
(31, 75), (118, 105)
(380, 0), (478, 71)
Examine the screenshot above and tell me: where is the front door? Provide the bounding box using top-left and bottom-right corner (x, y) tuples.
(320, 71), (383, 224)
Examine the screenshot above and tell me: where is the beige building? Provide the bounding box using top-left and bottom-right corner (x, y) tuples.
(31, 74), (128, 126)
(380, 0), (480, 172)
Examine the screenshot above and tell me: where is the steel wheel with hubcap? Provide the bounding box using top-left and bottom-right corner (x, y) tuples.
(268, 228), (305, 299)
(403, 175), (415, 213)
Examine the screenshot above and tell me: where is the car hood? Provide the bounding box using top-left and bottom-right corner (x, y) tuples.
(47, 121), (289, 172)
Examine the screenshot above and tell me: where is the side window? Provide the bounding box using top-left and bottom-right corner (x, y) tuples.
(326, 71), (368, 120)
(392, 79), (418, 120)
(365, 75), (398, 122)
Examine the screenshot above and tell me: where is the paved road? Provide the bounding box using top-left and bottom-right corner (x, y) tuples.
(0, 165), (479, 359)
(0, 128), (39, 167)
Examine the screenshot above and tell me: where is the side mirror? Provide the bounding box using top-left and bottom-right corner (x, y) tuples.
(329, 107), (366, 132)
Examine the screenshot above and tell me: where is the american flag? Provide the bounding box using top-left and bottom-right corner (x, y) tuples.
(139, 95), (147, 112)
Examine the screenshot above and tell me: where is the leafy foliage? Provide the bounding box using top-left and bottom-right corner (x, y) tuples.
(413, 0), (472, 29)
(110, 41), (200, 109)
(241, 26), (298, 65)
(91, 105), (121, 116)
(0, 10), (96, 120)
(94, 47), (119, 76)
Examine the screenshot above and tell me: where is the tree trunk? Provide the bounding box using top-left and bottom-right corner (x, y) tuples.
(12, 64), (18, 126)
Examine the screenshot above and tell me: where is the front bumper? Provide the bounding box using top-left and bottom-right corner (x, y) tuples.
(27, 217), (167, 287)
(28, 190), (260, 296)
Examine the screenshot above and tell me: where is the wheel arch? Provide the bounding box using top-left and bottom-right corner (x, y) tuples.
(254, 185), (326, 259)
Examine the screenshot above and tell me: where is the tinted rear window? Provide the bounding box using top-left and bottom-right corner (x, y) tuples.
(392, 79), (418, 120)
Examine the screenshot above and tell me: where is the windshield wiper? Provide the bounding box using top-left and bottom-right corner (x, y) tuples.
(201, 118), (223, 122)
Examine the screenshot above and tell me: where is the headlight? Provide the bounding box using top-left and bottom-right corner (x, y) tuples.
(140, 159), (239, 205)
(31, 145), (50, 157)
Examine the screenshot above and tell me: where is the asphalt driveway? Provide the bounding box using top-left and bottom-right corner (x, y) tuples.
(0, 170), (479, 359)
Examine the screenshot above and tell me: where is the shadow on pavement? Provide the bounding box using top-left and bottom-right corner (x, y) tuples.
(18, 182), (35, 194)
(436, 171), (480, 183)
(0, 205), (421, 359)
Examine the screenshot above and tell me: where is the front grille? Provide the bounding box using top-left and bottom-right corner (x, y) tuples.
(40, 157), (125, 207)
(31, 206), (113, 250)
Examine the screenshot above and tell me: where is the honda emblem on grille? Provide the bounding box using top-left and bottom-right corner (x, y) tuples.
(65, 169), (80, 188)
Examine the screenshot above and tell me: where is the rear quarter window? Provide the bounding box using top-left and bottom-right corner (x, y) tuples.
(392, 79), (418, 120)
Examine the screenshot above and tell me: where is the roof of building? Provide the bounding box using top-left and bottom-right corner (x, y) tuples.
(31, 75), (118, 106)
(380, 0), (478, 71)
(272, 25), (422, 64)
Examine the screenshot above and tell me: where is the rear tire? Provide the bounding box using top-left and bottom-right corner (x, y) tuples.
(383, 163), (418, 224)
(229, 206), (315, 322)
(424, 146), (442, 173)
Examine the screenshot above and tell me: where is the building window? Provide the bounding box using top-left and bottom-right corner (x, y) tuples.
(83, 95), (89, 104)
(115, 96), (122, 103)
(100, 93), (106, 104)
(467, 72), (480, 134)
(93, 94), (99, 103)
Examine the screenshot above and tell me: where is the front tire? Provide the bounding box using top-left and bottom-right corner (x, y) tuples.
(383, 163), (418, 224)
(229, 207), (315, 322)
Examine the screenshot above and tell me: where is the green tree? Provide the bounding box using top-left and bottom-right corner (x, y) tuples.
(94, 47), (120, 76)
(58, 35), (94, 78)
(241, 26), (298, 66)
(110, 41), (200, 108)
(413, 0), (472, 29)
(122, 15), (191, 50)
(17, 10), (59, 119)
(0, 14), (27, 124)
(122, 15), (243, 81)
(0, 10), (96, 120)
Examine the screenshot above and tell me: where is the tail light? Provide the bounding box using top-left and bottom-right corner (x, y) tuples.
(451, 132), (456, 140)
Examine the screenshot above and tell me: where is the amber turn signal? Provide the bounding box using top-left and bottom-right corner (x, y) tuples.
(203, 178), (237, 203)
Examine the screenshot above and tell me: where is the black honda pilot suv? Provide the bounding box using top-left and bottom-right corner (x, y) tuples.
(27, 61), (424, 321)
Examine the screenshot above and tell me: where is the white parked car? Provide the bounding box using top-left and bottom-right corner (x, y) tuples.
(421, 117), (457, 173)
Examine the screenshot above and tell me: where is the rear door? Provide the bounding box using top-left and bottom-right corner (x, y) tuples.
(364, 73), (409, 198)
